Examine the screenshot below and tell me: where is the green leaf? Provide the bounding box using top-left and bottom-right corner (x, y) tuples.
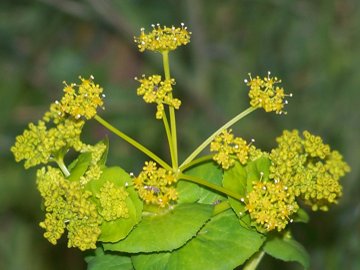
(86, 246), (133, 270)
(223, 161), (247, 214)
(104, 203), (213, 253)
(185, 161), (226, 204)
(67, 152), (92, 181)
(223, 161), (251, 226)
(86, 166), (143, 242)
(176, 180), (200, 204)
(293, 207), (310, 223)
(132, 210), (265, 270)
(263, 236), (310, 269)
(246, 157), (271, 192)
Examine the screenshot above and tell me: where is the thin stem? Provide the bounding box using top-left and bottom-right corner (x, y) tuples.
(94, 115), (171, 170)
(243, 251), (265, 270)
(162, 50), (178, 169)
(162, 112), (176, 168)
(179, 173), (244, 201)
(180, 154), (214, 172)
(162, 50), (171, 79)
(56, 158), (70, 177)
(180, 106), (257, 169)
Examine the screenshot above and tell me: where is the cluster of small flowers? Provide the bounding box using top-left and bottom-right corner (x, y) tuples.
(245, 181), (299, 232)
(269, 130), (350, 211)
(135, 75), (181, 119)
(45, 76), (105, 121)
(37, 166), (102, 250)
(210, 129), (252, 169)
(11, 76), (105, 169)
(133, 161), (178, 207)
(245, 72), (291, 114)
(97, 181), (129, 221)
(134, 23), (191, 52)
(11, 119), (84, 168)
(79, 143), (107, 185)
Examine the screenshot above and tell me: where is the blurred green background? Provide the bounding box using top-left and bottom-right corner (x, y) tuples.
(1, 0), (359, 269)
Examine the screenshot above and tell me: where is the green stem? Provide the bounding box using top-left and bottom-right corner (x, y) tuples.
(162, 50), (178, 169)
(162, 112), (176, 168)
(243, 251), (265, 270)
(162, 50), (171, 79)
(56, 158), (70, 177)
(180, 154), (214, 172)
(179, 173), (244, 201)
(94, 115), (171, 170)
(180, 106), (257, 169)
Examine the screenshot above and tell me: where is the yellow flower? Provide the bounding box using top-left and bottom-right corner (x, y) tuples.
(11, 76), (106, 169)
(210, 129), (251, 169)
(37, 166), (102, 250)
(11, 119), (85, 169)
(246, 180), (299, 232)
(97, 181), (129, 221)
(59, 76), (105, 120)
(134, 23), (191, 52)
(136, 74), (181, 119)
(269, 130), (350, 211)
(134, 161), (178, 207)
(245, 72), (291, 114)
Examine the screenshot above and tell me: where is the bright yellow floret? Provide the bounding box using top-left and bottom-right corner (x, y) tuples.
(210, 129), (251, 169)
(134, 23), (191, 52)
(133, 161), (178, 207)
(269, 130), (350, 211)
(136, 74), (181, 119)
(97, 181), (129, 221)
(11, 76), (105, 169)
(37, 166), (102, 250)
(245, 72), (291, 114)
(11, 119), (84, 169)
(246, 180), (299, 232)
(59, 76), (104, 120)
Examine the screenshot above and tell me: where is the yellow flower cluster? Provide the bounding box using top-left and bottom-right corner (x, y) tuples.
(210, 129), (251, 169)
(11, 76), (105, 169)
(11, 119), (84, 168)
(46, 76), (104, 121)
(79, 143), (107, 185)
(245, 72), (291, 114)
(136, 74), (181, 119)
(246, 181), (299, 232)
(134, 23), (191, 52)
(133, 161), (178, 207)
(97, 181), (129, 221)
(269, 130), (350, 211)
(37, 166), (102, 250)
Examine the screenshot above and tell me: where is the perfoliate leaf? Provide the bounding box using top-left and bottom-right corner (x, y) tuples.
(86, 246), (133, 270)
(263, 235), (310, 269)
(132, 210), (265, 270)
(103, 203), (213, 253)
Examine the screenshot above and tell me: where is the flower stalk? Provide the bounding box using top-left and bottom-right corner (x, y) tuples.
(94, 115), (171, 170)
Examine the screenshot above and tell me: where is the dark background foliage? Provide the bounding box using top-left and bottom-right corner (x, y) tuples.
(0, 0), (359, 269)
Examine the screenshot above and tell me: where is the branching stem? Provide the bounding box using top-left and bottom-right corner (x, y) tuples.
(180, 106), (257, 169)
(94, 115), (171, 170)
